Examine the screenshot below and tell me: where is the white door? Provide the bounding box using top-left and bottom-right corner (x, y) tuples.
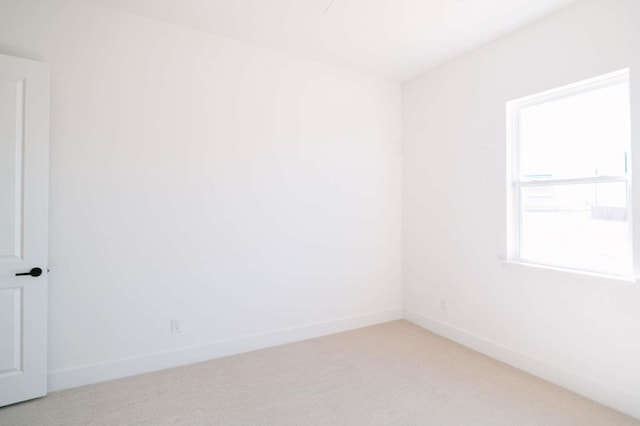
(0, 53), (50, 407)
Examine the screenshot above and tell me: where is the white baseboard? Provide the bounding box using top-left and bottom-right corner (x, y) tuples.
(48, 308), (403, 392)
(404, 309), (640, 420)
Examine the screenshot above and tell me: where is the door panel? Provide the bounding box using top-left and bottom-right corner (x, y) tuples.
(0, 76), (24, 260)
(0, 53), (49, 407)
(0, 288), (21, 375)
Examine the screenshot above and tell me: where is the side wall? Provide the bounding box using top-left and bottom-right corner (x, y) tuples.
(403, 0), (640, 418)
(0, 0), (403, 390)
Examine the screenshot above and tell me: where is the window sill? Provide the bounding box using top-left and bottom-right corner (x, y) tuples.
(501, 259), (638, 284)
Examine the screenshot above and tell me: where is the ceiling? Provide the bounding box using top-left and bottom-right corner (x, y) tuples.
(86, 0), (578, 81)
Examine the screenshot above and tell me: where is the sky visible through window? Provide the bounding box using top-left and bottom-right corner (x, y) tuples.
(520, 82), (630, 180)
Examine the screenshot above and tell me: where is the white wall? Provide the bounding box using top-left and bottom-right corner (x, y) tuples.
(403, 0), (640, 418)
(0, 0), (402, 389)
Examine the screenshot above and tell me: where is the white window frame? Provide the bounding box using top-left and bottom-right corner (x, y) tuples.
(506, 69), (634, 279)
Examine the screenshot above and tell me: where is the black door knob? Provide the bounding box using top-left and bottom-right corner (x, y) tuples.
(16, 267), (43, 277)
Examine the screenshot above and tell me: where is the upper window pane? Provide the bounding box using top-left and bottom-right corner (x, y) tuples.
(519, 81), (631, 180)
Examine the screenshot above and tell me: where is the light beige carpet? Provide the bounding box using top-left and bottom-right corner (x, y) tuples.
(1, 320), (638, 425)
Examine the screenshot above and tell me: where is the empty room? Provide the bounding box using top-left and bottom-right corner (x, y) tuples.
(0, 0), (639, 424)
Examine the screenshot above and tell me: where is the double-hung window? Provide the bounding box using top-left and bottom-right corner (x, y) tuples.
(507, 69), (632, 278)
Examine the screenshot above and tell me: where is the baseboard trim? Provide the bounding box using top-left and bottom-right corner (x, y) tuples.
(48, 308), (403, 392)
(403, 309), (640, 420)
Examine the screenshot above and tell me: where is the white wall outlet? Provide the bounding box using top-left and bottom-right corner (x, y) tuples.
(439, 299), (448, 312)
(170, 319), (182, 334)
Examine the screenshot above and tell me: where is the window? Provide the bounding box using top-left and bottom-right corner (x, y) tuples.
(507, 70), (632, 277)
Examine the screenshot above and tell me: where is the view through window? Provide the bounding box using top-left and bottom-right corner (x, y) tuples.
(508, 70), (632, 276)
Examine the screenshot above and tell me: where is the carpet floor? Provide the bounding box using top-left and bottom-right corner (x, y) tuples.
(1, 320), (638, 425)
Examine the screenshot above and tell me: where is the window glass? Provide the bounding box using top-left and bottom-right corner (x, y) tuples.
(520, 182), (631, 275)
(510, 70), (632, 276)
(519, 82), (631, 180)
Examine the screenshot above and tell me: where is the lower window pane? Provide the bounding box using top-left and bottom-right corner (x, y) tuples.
(520, 182), (631, 275)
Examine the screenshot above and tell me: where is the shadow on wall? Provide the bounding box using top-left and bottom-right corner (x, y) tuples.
(0, 44), (44, 62)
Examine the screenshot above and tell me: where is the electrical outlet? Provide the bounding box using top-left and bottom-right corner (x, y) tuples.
(439, 299), (448, 312)
(171, 319), (182, 334)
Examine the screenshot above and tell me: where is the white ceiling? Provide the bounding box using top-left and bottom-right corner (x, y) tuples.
(86, 0), (578, 81)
